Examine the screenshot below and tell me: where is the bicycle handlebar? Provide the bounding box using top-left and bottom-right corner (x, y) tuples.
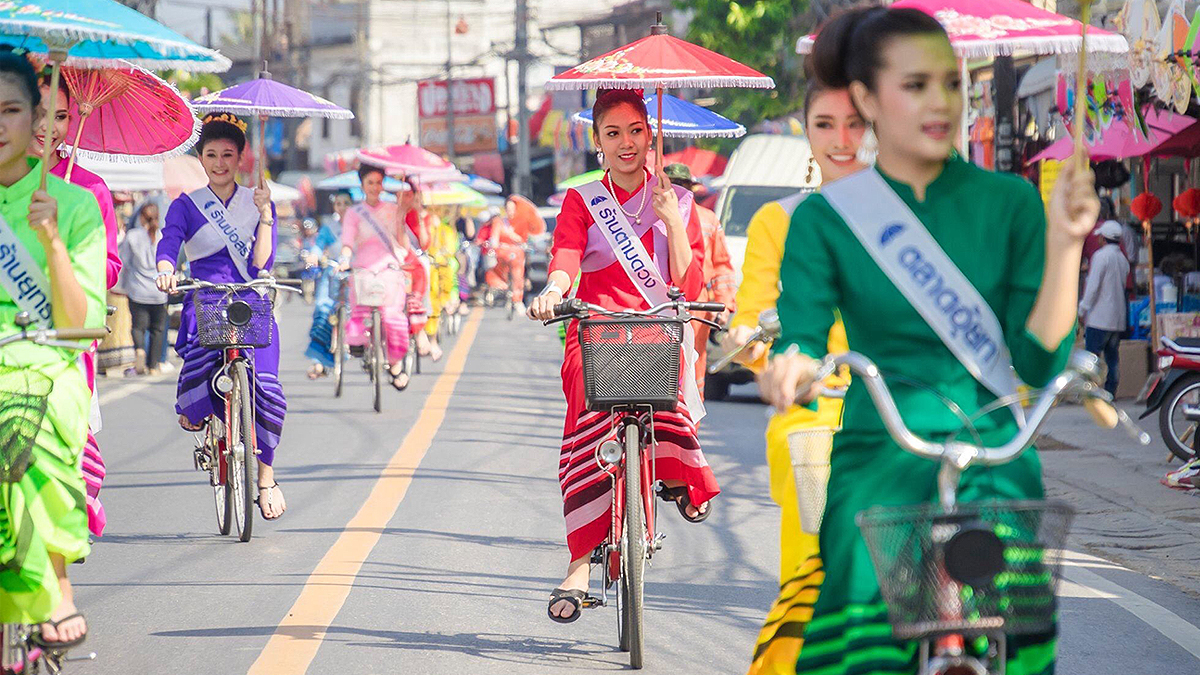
(549, 297), (725, 322)
(818, 350), (1149, 471)
(0, 326), (108, 349)
(174, 276), (302, 294)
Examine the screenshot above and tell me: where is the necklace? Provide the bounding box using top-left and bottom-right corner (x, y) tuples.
(605, 170), (649, 225)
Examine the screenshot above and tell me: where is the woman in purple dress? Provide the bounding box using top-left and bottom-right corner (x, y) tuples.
(154, 113), (287, 520)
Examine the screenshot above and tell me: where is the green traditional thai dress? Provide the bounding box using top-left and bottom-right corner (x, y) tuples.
(776, 156), (1073, 675)
(0, 158), (105, 624)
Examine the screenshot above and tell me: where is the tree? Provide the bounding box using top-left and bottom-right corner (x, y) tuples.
(680, 0), (813, 129)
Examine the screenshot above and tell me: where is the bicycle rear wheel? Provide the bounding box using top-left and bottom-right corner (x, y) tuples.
(372, 309), (383, 413)
(620, 420), (646, 668)
(229, 360), (255, 542)
(333, 304), (346, 398)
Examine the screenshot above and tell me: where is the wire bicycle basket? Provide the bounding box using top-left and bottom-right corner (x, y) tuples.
(352, 267), (406, 308)
(579, 317), (683, 412)
(0, 367), (53, 483)
(856, 499), (1073, 639)
(788, 427), (835, 535)
(195, 287), (274, 348)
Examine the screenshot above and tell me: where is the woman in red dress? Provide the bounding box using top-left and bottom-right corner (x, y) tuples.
(528, 89), (720, 623)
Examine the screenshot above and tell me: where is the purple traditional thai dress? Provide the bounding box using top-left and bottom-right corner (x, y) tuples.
(156, 185), (286, 466)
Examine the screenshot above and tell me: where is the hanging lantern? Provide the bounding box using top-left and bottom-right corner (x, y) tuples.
(1133, 191), (1163, 226)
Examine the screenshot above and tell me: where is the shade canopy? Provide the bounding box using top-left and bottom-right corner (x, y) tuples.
(572, 93), (745, 138)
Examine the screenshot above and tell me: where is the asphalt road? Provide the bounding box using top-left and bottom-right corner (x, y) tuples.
(72, 300), (1200, 674)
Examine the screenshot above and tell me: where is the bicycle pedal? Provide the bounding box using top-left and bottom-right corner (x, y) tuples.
(62, 652), (96, 663)
(652, 533), (667, 551)
(581, 595), (602, 609)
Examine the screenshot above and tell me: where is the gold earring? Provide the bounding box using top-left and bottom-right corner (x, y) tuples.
(806, 156), (817, 183)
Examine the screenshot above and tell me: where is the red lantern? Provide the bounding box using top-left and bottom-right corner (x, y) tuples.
(1132, 192), (1163, 226)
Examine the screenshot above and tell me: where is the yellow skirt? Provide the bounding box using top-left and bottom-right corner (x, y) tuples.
(748, 396), (841, 675)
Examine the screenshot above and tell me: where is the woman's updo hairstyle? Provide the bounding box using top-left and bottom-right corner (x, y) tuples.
(809, 5), (947, 91)
(591, 88), (649, 135)
(0, 47), (40, 110)
(38, 71), (70, 104)
(197, 112), (247, 153)
(357, 162), (385, 182)
(802, 62), (836, 120)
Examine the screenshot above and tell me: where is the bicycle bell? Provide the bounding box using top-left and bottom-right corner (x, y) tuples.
(225, 299), (254, 327)
(757, 308), (780, 341)
(598, 440), (623, 465)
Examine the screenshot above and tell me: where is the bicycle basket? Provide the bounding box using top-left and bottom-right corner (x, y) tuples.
(579, 318), (682, 411)
(353, 267), (404, 308)
(788, 427), (835, 535)
(0, 367), (53, 483)
(856, 499), (1074, 639)
(195, 288), (274, 348)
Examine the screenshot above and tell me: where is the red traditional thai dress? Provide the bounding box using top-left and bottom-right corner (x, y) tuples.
(550, 170), (721, 560)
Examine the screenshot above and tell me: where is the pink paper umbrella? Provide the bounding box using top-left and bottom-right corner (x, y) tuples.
(357, 143), (463, 182)
(60, 61), (199, 182)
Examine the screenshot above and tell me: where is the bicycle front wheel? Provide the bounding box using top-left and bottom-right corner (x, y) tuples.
(334, 304), (346, 398)
(620, 420), (646, 668)
(210, 421), (231, 535)
(372, 309), (384, 413)
(229, 360), (256, 542)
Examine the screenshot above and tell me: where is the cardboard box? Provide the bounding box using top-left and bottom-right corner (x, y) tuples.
(1116, 339), (1150, 400)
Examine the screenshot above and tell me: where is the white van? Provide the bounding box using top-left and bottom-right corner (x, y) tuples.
(707, 134), (818, 399)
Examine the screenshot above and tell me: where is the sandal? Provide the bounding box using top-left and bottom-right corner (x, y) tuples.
(179, 415), (205, 432)
(31, 613), (88, 650)
(657, 484), (712, 523)
(306, 364), (327, 380)
(547, 588), (587, 624)
(390, 371), (409, 391)
(256, 482), (286, 520)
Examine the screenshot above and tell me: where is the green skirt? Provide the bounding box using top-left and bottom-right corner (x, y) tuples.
(795, 431), (1057, 675)
(0, 358), (91, 624)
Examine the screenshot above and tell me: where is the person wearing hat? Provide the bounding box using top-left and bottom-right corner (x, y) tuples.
(1080, 219), (1130, 396)
(665, 162), (736, 394)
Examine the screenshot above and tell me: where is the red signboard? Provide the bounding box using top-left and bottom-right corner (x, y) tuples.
(417, 78), (496, 118)
(419, 114), (498, 155)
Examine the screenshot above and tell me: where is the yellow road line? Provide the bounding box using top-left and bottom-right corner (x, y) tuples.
(247, 307), (484, 675)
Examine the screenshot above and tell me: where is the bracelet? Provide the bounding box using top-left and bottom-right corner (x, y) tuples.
(539, 282), (564, 298)
(156, 271), (173, 279)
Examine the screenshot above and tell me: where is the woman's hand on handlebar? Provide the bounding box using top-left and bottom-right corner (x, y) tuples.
(156, 262), (178, 294)
(723, 325), (767, 366)
(528, 286), (563, 321)
(763, 348), (823, 413)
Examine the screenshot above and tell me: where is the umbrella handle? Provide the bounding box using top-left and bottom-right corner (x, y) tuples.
(1072, 0), (1094, 171)
(64, 109), (90, 184)
(259, 114), (267, 190)
(655, 87), (664, 173)
(39, 59), (66, 190)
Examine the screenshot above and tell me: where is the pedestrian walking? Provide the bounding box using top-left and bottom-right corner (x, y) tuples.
(1080, 220), (1130, 396)
(119, 201), (169, 374)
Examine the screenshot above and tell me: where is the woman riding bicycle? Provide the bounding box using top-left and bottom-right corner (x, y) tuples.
(527, 88), (719, 624)
(734, 75), (866, 675)
(399, 186), (438, 361)
(480, 212), (526, 315)
(0, 50), (107, 648)
(766, 8), (1097, 674)
(156, 113), (288, 521)
(339, 164), (418, 391)
(304, 190), (351, 380)
(425, 205), (460, 344)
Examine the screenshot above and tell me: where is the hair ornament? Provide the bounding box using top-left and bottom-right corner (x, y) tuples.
(202, 112), (248, 133)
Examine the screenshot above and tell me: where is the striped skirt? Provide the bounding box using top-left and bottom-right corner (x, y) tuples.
(175, 301), (287, 466)
(558, 327), (719, 560)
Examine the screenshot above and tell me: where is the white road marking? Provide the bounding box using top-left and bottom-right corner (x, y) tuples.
(1062, 551), (1200, 660)
(98, 372), (170, 405)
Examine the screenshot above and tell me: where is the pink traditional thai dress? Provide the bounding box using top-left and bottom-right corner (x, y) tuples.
(550, 170), (720, 560)
(50, 158), (120, 537)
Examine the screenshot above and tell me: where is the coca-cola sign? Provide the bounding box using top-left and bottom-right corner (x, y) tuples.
(417, 78), (496, 118)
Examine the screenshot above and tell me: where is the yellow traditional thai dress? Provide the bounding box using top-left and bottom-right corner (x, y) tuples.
(736, 193), (847, 675)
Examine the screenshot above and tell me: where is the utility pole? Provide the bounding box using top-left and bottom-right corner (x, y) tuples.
(445, 0), (457, 162)
(205, 7), (213, 48)
(515, 0), (531, 197)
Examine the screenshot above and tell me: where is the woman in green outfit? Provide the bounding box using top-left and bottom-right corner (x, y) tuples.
(0, 51), (106, 647)
(766, 7), (1098, 675)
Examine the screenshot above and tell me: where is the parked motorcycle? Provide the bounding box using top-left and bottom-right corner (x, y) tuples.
(1139, 336), (1200, 462)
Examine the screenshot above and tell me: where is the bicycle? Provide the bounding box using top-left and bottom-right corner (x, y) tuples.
(319, 260), (349, 400)
(350, 265), (408, 413)
(0, 312), (107, 675)
(175, 275), (301, 543)
(545, 290), (724, 669)
(801, 349), (1149, 675)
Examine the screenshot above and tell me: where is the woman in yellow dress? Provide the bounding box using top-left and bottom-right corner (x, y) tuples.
(722, 76), (866, 675)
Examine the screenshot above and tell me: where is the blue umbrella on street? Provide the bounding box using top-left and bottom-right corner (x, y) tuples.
(572, 93), (745, 139)
(0, 0), (230, 185)
(465, 174), (503, 195)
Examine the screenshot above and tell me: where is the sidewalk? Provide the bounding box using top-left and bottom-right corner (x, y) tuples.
(1040, 401), (1200, 598)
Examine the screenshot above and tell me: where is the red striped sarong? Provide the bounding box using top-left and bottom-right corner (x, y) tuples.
(558, 328), (719, 560)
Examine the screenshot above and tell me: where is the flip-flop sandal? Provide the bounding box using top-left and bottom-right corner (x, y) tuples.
(179, 416), (205, 432)
(31, 613), (88, 650)
(390, 372), (409, 391)
(547, 588), (587, 624)
(306, 365), (327, 380)
(657, 484), (712, 523)
(256, 483), (285, 520)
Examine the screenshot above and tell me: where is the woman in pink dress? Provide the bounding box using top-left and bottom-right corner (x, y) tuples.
(29, 73), (121, 538)
(340, 164), (417, 390)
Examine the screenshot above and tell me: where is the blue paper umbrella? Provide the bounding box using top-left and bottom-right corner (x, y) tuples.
(572, 93), (745, 139)
(0, 0), (229, 71)
(316, 171), (410, 193)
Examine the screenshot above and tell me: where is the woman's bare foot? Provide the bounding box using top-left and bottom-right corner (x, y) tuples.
(428, 341), (443, 362)
(40, 556), (86, 645)
(179, 414), (205, 432)
(389, 364), (410, 391)
(661, 479), (710, 519)
(257, 462), (287, 520)
(306, 363), (326, 380)
(549, 556), (590, 621)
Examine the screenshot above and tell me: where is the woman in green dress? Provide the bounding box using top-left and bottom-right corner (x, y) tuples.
(766, 7), (1098, 674)
(0, 51), (106, 646)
